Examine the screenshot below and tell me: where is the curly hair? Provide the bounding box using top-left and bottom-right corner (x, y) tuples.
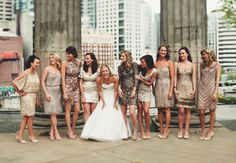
(201, 48), (217, 68)
(119, 50), (134, 71)
(140, 55), (154, 76)
(49, 53), (62, 69)
(83, 53), (99, 74)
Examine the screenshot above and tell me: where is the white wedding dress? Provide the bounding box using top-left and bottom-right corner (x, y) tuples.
(80, 83), (129, 141)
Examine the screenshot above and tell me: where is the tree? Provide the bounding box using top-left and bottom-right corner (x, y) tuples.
(215, 0), (236, 26)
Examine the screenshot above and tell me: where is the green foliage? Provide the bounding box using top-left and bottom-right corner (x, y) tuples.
(227, 73), (236, 80)
(214, 0), (236, 26)
(218, 95), (236, 104)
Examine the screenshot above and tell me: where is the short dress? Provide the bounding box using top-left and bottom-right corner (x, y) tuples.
(154, 67), (174, 108)
(81, 70), (99, 103)
(44, 71), (63, 113)
(118, 63), (138, 105)
(198, 62), (218, 111)
(137, 68), (157, 102)
(175, 63), (195, 108)
(13, 71), (40, 116)
(65, 61), (80, 104)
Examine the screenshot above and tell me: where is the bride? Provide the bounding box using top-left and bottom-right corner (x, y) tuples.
(80, 64), (129, 141)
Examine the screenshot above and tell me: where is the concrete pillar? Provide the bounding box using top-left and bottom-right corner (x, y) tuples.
(160, 0), (207, 62)
(160, 0), (208, 125)
(34, 0), (81, 73)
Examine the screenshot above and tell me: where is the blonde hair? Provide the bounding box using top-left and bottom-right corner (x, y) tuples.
(100, 64), (112, 76)
(201, 48), (217, 68)
(120, 50), (133, 69)
(49, 53), (62, 69)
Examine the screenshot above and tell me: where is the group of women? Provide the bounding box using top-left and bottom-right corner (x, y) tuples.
(12, 45), (221, 144)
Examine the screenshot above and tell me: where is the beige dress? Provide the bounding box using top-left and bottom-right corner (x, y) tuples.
(198, 62), (218, 111)
(137, 68), (157, 102)
(44, 71), (63, 113)
(176, 63), (195, 108)
(154, 67), (174, 108)
(65, 61), (80, 104)
(13, 71), (40, 116)
(81, 70), (99, 103)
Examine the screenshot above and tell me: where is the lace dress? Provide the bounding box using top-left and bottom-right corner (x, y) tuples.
(80, 83), (128, 141)
(175, 63), (195, 108)
(154, 67), (174, 108)
(44, 71), (63, 113)
(13, 71), (40, 116)
(65, 61), (80, 104)
(81, 70), (99, 103)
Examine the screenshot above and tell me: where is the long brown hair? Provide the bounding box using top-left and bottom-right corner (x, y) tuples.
(201, 48), (217, 68)
(119, 50), (134, 71)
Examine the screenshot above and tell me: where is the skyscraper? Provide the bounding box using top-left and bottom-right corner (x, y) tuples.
(13, 0), (34, 14)
(0, 0), (12, 21)
(96, 0), (152, 62)
(217, 20), (236, 72)
(81, 0), (96, 29)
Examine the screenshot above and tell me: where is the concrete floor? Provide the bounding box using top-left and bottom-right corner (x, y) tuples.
(0, 127), (235, 163)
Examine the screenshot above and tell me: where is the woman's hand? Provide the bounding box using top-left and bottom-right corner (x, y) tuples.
(118, 88), (124, 98)
(81, 95), (86, 103)
(212, 93), (218, 101)
(45, 94), (51, 102)
(189, 91), (195, 99)
(19, 91), (27, 97)
(174, 89), (179, 99)
(135, 75), (142, 80)
(130, 89), (136, 98)
(102, 101), (106, 109)
(63, 93), (68, 102)
(168, 91), (173, 100)
(113, 103), (118, 110)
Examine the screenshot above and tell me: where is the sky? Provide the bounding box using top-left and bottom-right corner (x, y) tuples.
(143, 0), (222, 14)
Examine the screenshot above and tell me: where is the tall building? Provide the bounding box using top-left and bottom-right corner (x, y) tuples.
(81, 27), (115, 69)
(81, 0), (96, 29)
(12, 0), (34, 14)
(217, 20), (236, 72)
(207, 13), (218, 50)
(151, 13), (160, 57)
(140, 1), (152, 58)
(96, 0), (152, 62)
(0, 0), (12, 21)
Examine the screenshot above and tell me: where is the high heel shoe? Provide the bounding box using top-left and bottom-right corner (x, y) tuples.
(49, 132), (55, 141)
(16, 135), (27, 144)
(204, 132), (214, 141)
(158, 131), (169, 139)
(177, 131), (183, 139)
(28, 137), (39, 143)
(67, 132), (76, 140)
(183, 132), (190, 139)
(55, 135), (62, 141)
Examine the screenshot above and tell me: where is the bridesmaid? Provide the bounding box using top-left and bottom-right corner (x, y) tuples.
(41, 53), (63, 141)
(80, 53), (99, 122)
(135, 55), (157, 139)
(61, 46), (82, 139)
(198, 48), (221, 140)
(154, 45), (174, 139)
(12, 55), (40, 143)
(174, 47), (196, 139)
(118, 50), (138, 140)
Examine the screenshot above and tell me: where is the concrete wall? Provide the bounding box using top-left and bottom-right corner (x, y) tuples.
(34, 0), (81, 74)
(160, 0), (207, 62)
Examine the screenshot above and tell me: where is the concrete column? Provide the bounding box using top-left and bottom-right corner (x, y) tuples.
(160, 0), (207, 62)
(160, 0), (208, 125)
(35, 0), (81, 73)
